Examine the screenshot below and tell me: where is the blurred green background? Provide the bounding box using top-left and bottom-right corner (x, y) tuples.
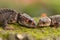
(0, 0), (60, 17)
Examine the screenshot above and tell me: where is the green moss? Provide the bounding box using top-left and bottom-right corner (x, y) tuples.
(0, 17), (60, 40)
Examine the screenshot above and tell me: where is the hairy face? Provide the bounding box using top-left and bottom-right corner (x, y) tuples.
(24, 18), (36, 27)
(38, 17), (51, 27)
(18, 13), (36, 28)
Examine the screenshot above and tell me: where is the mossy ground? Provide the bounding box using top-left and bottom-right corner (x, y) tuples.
(0, 17), (60, 40)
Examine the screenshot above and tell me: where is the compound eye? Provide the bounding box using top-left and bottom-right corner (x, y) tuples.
(26, 19), (29, 23)
(31, 22), (34, 24)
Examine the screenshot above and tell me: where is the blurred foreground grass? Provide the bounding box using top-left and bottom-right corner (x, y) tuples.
(0, 17), (60, 40)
